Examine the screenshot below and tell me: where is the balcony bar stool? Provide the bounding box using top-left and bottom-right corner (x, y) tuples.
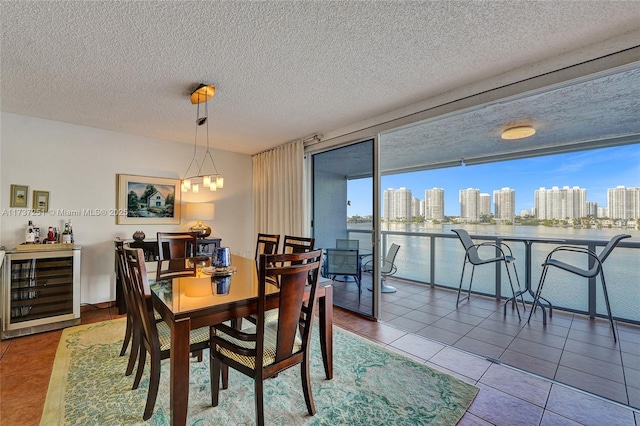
(452, 229), (525, 320)
(527, 234), (630, 342)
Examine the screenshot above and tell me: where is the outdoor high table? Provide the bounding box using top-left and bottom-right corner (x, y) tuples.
(151, 254), (333, 426)
(497, 236), (565, 318)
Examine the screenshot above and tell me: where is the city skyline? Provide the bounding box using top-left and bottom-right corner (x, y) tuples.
(347, 144), (640, 217)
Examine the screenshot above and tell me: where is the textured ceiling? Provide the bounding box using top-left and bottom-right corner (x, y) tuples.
(2, 1), (640, 158)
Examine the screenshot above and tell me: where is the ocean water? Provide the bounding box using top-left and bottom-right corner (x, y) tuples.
(347, 223), (640, 322)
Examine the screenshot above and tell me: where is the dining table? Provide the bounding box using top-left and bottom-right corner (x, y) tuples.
(150, 254), (333, 426)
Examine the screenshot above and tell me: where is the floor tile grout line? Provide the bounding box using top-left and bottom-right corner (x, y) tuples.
(348, 280), (638, 414)
(365, 301), (640, 416)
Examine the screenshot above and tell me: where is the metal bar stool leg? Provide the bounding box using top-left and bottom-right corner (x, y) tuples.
(599, 272), (617, 342)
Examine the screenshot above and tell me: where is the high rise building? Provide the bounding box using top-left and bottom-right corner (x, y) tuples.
(608, 186), (640, 219)
(534, 186), (586, 220)
(479, 193), (491, 217)
(493, 187), (515, 223)
(412, 197), (421, 218)
(424, 188), (445, 220)
(383, 188), (394, 221)
(459, 188), (480, 222)
(383, 187), (413, 221)
(395, 187), (413, 221)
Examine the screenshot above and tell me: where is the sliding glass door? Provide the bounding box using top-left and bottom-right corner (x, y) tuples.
(312, 139), (378, 319)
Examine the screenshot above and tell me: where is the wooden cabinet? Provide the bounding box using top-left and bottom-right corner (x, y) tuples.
(1, 247), (81, 339)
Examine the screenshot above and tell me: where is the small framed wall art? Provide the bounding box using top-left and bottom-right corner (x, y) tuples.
(10, 184), (29, 208)
(32, 190), (50, 212)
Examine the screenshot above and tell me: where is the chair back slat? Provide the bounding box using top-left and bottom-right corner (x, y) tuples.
(115, 239), (135, 313)
(336, 239), (359, 249)
(282, 235), (315, 254)
(258, 250), (322, 365)
(124, 247), (160, 350)
(156, 232), (198, 280)
(382, 243), (401, 274)
(325, 249), (360, 276)
(598, 234), (631, 263)
(452, 229), (484, 265)
(157, 232), (198, 259)
(255, 233), (280, 260)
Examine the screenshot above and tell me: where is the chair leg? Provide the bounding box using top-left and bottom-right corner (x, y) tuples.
(510, 262), (526, 313)
(125, 325), (140, 376)
(222, 364), (229, 389)
(599, 272), (617, 342)
(143, 350), (161, 420)
(527, 265), (549, 325)
(255, 378), (264, 426)
(456, 261), (474, 308)
(142, 353), (160, 420)
(132, 345), (146, 390)
(301, 353), (316, 416)
(503, 264), (521, 320)
(119, 314), (133, 356)
(211, 357), (221, 406)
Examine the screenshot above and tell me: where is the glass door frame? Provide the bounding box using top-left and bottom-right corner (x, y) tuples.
(308, 136), (382, 320)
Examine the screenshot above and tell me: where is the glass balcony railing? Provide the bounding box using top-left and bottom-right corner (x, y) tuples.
(347, 227), (640, 324)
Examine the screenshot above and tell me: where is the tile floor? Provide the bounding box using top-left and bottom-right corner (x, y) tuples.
(1, 299), (639, 425)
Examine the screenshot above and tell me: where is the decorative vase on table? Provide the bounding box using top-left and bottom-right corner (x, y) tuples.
(132, 231), (146, 241)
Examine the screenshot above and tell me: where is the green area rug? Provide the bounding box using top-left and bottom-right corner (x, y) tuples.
(42, 318), (478, 425)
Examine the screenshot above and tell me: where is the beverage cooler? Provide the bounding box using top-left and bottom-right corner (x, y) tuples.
(1, 247), (81, 339)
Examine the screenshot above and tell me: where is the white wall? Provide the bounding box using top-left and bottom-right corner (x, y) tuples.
(0, 112), (253, 304)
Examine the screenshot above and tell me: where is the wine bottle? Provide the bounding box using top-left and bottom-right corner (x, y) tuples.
(68, 219), (74, 243)
(62, 222), (72, 244)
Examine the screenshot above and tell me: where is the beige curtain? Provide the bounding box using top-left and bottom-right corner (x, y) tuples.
(252, 141), (307, 238)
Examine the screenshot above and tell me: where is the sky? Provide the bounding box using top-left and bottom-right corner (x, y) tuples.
(347, 144), (640, 217)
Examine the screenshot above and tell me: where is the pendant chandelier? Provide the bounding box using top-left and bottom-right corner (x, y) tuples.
(181, 83), (224, 193)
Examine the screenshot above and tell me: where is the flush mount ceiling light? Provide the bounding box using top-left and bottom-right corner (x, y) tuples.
(501, 126), (536, 140)
(182, 84), (224, 193)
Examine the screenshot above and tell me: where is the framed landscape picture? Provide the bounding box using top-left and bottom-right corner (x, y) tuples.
(116, 174), (181, 225)
(10, 184), (28, 207)
(32, 190), (49, 212)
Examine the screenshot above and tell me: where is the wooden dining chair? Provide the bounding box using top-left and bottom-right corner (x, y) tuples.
(248, 235), (317, 325)
(116, 239), (166, 377)
(124, 246), (210, 420)
(156, 231), (198, 281)
(254, 233), (280, 260)
(114, 239), (138, 375)
(210, 249), (323, 426)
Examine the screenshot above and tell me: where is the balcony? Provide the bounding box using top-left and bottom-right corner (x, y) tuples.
(332, 228), (640, 410)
